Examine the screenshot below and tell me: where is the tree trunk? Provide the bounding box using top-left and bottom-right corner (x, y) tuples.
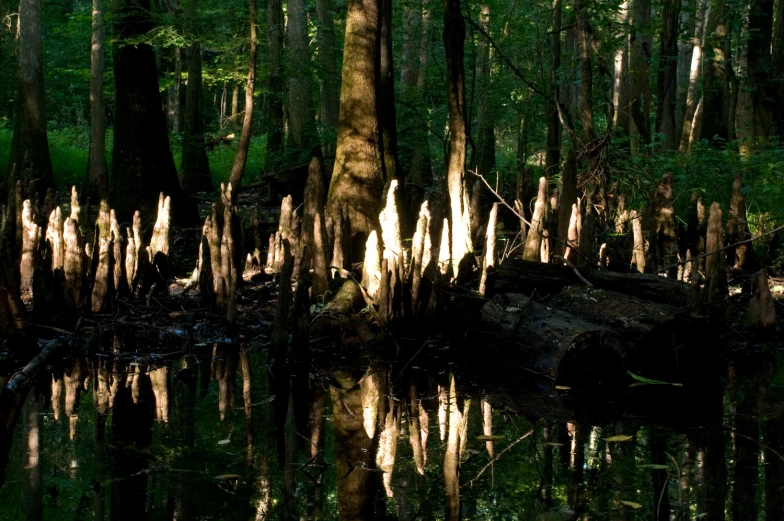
(228, 0), (258, 196)
(315, 0), (341, 168)
(265, 0), (285, 173)
(112, 0), (198, 225)
(444, 0), (472, 275)
(674, 2), (695, 146)
(656, 0), (681, 149)
(679, 0), (706, 151)
(745, 0), (780, 138)
(179, 33), (212, 194)
(326, 0), (384, 250)
(774, 0), (784, 101)
(573, 0), (596, 142)
(23, 391), (42, 521)
(546, 0), (561, 177)
(87, 0), (108, 200)
(7, 0), (53, 199)
(475, 4), (496, 180)
(699, 0), (731, 143)
(629, 0), (652, 150)
(400, 0), (432, 215)
(287, 0), (317, 160)
(612, 1), (630, 136)
(380, 0), (401, 186)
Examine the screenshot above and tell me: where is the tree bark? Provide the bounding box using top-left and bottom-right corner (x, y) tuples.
(744, 0), (781, 138)
(315, 0), (341, 167)
(699, 0), (731, 143)
(179, 10), (212, 195)
(545, 0), (561, 178)
(228, 0), (258, 196)
(265, 0), (285, 173)
(444, 0), (472, 274)
(656, 0), (681, 149)
(112, 0), (198, 224)
(679, 0), (706, 151)
(612, 1), (630, 136)
(7, 0), (53, 199)
(379, 0), (401, 186)
(287, 0), (317, 160)
(88, 0), (108, 200)
(629, 0), (652, 150)
(475, 4), (496, 180)
(326, 0), (385, 250)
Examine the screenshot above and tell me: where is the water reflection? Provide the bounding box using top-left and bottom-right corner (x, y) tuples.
(0, 337), (782, 521)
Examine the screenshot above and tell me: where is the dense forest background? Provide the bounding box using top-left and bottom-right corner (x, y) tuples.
(1, 0), (783, 259)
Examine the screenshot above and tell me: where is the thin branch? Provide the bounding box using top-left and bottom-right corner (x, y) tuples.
(468, 429), (535, 486)
(553, 255), (594, 286)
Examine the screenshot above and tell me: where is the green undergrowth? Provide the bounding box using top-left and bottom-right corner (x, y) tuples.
(0, 125), (267, 193)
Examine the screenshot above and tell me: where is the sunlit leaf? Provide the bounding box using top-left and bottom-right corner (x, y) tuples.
(627, 371), (683, 387)
(605, 435), (633, 442)
(555, 385), (571, 390)
(214, 474), (241, 480)
(217, 439), (231, 445)
(621, 501), (643, 509)
(638, 464), (670, 470)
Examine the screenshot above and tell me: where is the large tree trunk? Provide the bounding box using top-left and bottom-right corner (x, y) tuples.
(265, 0), (285, 173)
(774, 0), (784, 102)
(379, 0), (401, 186)
(112, 0), (197, 224)
(326, 0), (384, 250)
(315, 0), (341, 168)
(475, 4), (496, 180)
(573, 0), (596, 142)
(699, 0), (731, 143)
(629, 0), (652, 151)
(179, 21), (212, 194)
(228, 0), (258, 196)
(612, 1), (630, 136)
(87, 0), (108, 200)
(656, 0), (681, 149)
(7, 0), (53, 199)
(444, 0), (472, 274)
(287, 0), (317, 161)
(674, 2), (696, 146)
(545, 0), (561, 177)
(679, 0), (706, 151)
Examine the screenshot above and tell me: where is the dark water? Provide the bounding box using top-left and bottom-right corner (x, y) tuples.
(0, 326), (782, 521)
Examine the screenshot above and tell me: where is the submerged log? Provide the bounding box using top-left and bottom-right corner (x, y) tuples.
(492, 258), (691, 305)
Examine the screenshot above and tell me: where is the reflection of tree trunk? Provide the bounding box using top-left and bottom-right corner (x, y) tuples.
(694, 427), (727, 521)
(109, 367), (155, 521)
(731, 356), (761, 521)
(764, 385), (784, 521)
(331, 372), (381, 521)
(174, 360), (197, 521)
(23, 391), (43, 521)
(649, 427), (671, 521)
(444, 375), (463, 521)
(568, 423), (587, 513)
(607, 423), (635, 521)
(93, 358), (111, 521)
(538, 422), (553, 509)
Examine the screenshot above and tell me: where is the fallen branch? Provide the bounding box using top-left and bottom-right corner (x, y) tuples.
(6, 340), (66, 393)
(553, 255), (594, 287)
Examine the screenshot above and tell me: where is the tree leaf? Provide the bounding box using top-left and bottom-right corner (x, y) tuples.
(627, 371), (683, 387)
(217, 439), (231, 445)
(638, 464), (670, 470)
(605, 435), (633, 442)
(621, 501), (643, 509)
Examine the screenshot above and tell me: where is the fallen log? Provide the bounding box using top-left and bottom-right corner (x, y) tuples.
(491, 259), (691, 305)
(474, 293), (625, 397)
